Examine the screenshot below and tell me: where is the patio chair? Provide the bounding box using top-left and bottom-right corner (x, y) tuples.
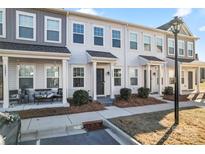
(9, 90), (21, 104)
(53, 88), (63, 101)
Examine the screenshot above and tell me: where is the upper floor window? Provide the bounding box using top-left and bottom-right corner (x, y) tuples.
(45, 16), (61, 43)
(144, 35), (151, 51)
(129, 68), (138, 86)
(112, 30), (121, 48)
(16, 11), (36, 41)
(114, 69), (121, 86)
(188, 42), (194, 57)
(156, 37), (163, 52)
(178, 40), (185, 56)
(0, 8), (6, 37)
(46, 66), (59, 88)
(94, 26), (104, 46)
(168, 39), (175, 55)
(73, 67), (84, 88)
(130, 32), (138, 50)
(73, 23), (84, 44)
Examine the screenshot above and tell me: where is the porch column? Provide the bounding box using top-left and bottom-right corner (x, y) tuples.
(159, 64), (162, 95)
(3, 56), (9, 108)
(62, 59), (68, 105)
(197, 67), (200, 93)
(93, 62), (97, 100)
(179, 65), (182, 95)
(147, 64), (150, 89)
(110, 62), (114, 99)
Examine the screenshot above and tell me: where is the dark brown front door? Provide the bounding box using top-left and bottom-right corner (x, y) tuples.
(0, 65), (3, 100)
(188, 71), (193, 89)
(97, 68), (104, 95)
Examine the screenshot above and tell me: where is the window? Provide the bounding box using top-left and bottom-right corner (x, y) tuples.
(144, 35), (151, 51)
(16, 11), (36, 40)
(19, 65), (34, 89)
(200, 68), (205, 83)
(112, 30), (121, 48)
(168, 39), (175, 55)
(129, 68), (138, 86)
(178, 40), (185, 56)
(0, 8), (5, 37)
(169, 78), (175, 84)
(156, 37), (163, 52)
(73, 23), (84, 44)
(114, 69), (121, 86)
(73, 67), (84, 87)
(45, 16), (61, 43)
(94, 26), (103, 46)
(46, 66), (59, 88)
(130, 32), (138, 50)
(181, 71), (184, 84)
(188, 42), (194, 57)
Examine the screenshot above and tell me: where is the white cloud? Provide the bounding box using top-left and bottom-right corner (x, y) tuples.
(174, 8), (192, 17)
(199, 26), (205, 31)
(76, 8), (100, 15)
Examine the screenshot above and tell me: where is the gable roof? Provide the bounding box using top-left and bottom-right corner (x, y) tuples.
(86, 50), (117, 59)
(139, 55), (164, 62)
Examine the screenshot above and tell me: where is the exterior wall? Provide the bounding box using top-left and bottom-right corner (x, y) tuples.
(0, 8), (67, 47)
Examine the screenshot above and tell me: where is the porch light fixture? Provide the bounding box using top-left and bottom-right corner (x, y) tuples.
(170, 16), (183, 125)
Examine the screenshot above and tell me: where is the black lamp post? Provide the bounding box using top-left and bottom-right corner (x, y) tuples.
(170, 16), (183, 125)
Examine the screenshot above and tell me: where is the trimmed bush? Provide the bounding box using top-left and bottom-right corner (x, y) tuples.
(120, 88), (132, 100)
(73, 90), (89, 106)
(138, 87), (150, 98)
(164, 86), (174, 95)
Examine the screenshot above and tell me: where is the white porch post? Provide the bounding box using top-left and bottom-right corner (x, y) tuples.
(62, 59), (68, 105)
(159, 64), (162, 95)
(110, 62), (114, 99)
(179, 65), (182, 95)
(197, 67), (200, 93)
(93, 62), (97, 100)
(3, 56), (9, 108)
(147, 64), (150, 90)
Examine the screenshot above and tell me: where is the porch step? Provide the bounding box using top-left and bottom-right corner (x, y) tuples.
(97, 97), (113, 106)
(20, 123), (85, 142)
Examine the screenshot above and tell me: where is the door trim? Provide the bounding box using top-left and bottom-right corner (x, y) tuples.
(96, 67), (105, 97)
(188, 71), (194, 90)
(0, 65), (3, 101)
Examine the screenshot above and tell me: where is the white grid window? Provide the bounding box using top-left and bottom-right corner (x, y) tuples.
(168, 39), (175, 55)
(94, 26), (103, 46)
(0, 8), (6, 37)
(130, 32), (138, 50)
(19, 65), (34, 89)
(112, 30), (121, 48)
(46, 66), (59, 88)
(73, 23), (84, 44)
(129, 68), (138, 86)
(73, 67), (84, 87)
(114, 69), (121, 86)
(156, 37), (163, 52)
(188, 42), (194, 57)
(144, 35), (151, 51)
(178, 40), (185, 56)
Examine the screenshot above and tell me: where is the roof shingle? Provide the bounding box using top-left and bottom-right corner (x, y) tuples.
(86, 50), (117, 59)
(167, 57), (195, 63)
(139, 55), (164, 62)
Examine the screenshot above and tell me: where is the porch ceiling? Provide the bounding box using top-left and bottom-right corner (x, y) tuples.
(167, 57), (205, 67)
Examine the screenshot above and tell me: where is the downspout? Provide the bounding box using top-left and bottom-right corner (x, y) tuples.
(124, 24), (128, 88)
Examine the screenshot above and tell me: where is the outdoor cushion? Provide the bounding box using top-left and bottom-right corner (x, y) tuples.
(47, 93), (54, 98)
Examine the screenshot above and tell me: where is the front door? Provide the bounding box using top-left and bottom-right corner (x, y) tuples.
(0, 65), (3, 100)
(188, 71), (193, 89)
(151, 68), (159, 93)
(97, 68), (105, 95)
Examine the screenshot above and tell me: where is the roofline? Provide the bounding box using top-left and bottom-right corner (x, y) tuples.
(67, 10), (199, 40)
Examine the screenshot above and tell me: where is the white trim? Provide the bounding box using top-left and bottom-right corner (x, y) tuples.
(72, 21), (85, 45)
(178, 40), (185, 57)
(168, 38), (175, 56)
(92, 24), (105, 47)
(156, 36), (164, 53)
(129, 31), (139, 51)
(44, 16), (62, 44)
(16, 10), (36, 41)
(71, 65), (86, 89)
(0, 8), (6, 38)
(143, 33), (152, 52)
(187, 41), (194, 58)
(111, 27), (122, 49)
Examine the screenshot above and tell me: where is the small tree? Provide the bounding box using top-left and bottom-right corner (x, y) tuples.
(138, 87), (150, 98)
(73, 90), (89, 106)
(120, 88), (132, 100)
(164, 86), (174, 95)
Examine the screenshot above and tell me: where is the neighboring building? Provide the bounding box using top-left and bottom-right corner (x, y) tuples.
(0, 8), (204, 109)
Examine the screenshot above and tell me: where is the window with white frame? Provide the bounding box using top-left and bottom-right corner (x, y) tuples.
(168, 39), (175, 55)
(130, 32), (138, 50)
(181, 71), (185, 84)
(114, 69), (121, 86)
(19, 65), (34, 89)
(94, 26), (103, 46)
(16, 11), (36, 40)
(144, 35), (151, 51)
(129, 68), (138, 86)
(0, 8), (5, 37)
(156, 37), (163, 52)
(73, 67), (84, 87)
(188, 42), (194, 57)
(178, 40), (185, 56)
(45, 16), (61, 43)
(112, 30), (121, 48)
(46, 66), (59, 88)
(73, 23), (84, 44)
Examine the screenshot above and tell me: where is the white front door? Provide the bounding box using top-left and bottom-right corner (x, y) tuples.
(151, 66), (159, 93)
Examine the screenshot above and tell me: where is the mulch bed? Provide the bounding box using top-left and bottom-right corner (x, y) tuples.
(163, 93), (205, 102)
(113, 94), (166, 108)
(110, 106), (205, 145)
(17, 101), (105, 119)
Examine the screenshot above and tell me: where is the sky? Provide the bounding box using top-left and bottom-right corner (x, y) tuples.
(66, 8), (205, 61)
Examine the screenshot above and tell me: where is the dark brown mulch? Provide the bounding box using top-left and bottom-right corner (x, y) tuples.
(17, 101), (105, 119)
(163, 93), (205, 102)
(113, 94), (166, 108)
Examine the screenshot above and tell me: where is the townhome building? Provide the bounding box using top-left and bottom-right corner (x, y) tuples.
(0, 8), (205, 109)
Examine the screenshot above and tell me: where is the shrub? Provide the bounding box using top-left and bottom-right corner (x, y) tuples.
(138, 87), (150, 98)
(73, 90), (89, 106)
(120, 88), (132, 100)
(164, 86), (174, 95)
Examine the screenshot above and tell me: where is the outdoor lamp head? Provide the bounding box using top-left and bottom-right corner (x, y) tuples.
(171, 16), (183, 34)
